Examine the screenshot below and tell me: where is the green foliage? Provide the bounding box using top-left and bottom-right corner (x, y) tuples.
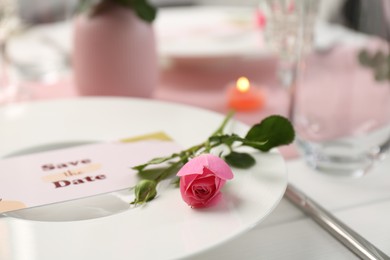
(131, 112), (295, 205)
(244, 115), (295, 151)
(359, 49), (390, 82)
(224, 152), (256, 169)
(78, 0), (157, 23)
(131, 179), (157, 205)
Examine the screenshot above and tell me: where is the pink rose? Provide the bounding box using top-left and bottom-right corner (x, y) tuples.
(177, 154), (234, 208)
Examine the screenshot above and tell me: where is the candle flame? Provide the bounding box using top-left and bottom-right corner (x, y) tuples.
(236, 77), (250, 93)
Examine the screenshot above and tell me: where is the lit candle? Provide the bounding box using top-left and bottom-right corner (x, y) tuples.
(227, 77), (265, 111)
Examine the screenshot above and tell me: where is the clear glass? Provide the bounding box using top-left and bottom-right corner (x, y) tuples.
(0, 0), (22, 105)
(292, 0), (390, 177)
(6, 0), (73, 90)
(258, 0), (319, 91)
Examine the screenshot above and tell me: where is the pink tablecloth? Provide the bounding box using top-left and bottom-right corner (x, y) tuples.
(27, 56), (289, 126)
(24, 45), (387, 159)
(22, 55), (297, 158)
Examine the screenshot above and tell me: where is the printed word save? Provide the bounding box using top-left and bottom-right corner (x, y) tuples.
(42, 159), (92, 171)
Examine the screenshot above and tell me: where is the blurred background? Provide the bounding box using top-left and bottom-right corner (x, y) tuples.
(16, 0), (389, 41)
(1, 1), (390, 258)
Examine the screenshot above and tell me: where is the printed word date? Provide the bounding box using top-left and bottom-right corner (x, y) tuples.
(53, 174), (106, 188)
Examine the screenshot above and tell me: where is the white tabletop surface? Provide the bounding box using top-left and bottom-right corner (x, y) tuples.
(1, 6), (390, 260)
(187, 155), (390, 259)
(1, 148), (389, 260)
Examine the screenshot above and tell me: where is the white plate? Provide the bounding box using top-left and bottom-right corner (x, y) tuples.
(0, 98), (287, 260)
(156, 6), (268, 61)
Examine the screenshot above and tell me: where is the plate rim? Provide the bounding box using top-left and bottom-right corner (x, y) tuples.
(0, 97), (288, 260)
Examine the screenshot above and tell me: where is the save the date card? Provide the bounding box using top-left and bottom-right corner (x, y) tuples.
(0, 132), (181, 214)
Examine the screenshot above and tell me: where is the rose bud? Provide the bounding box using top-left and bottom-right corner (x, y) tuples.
(177, 154), (234, 208)
(131, 179), (157, 205)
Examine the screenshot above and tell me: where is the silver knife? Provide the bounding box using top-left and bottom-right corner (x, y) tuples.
(285, 184), (390, 260)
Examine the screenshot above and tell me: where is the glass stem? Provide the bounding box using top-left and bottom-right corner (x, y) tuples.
(0, 40), (9, 92)
(278, 59), (299, 121)
(278, 60), (297, 89)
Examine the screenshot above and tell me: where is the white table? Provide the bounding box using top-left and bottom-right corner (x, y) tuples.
(188, 155), (390, 259)
(2, 6), (389, 259)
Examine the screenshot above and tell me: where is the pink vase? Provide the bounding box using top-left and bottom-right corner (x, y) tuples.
(73, 5), (158, 98)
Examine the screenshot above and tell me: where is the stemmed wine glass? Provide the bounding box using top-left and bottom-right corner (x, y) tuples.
(258, 0), (319, 119)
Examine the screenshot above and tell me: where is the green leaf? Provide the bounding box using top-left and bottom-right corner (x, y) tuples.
(137, 161), (183, 181)
(358, 50), (371, 67)
(137, 167), (169, 180)
(148, 157), (171, 165)
(244, 115), (295, 151)
(132, 0), (157, 23)
(95, 0), (157, 23)
(132, 155), (175, 171)
(156, 162), (183, 182)
(224, 152), (256, 169)
(209, 134), (240, 147)
(358, 49), (390, 83)
(77, 0), (94, 13)
(131, 179), (157, 205)
(375, 66), (390, 82)
(372, 51), (387, 65)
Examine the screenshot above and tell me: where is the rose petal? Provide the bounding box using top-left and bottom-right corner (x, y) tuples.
(180, 174), (198, 188)
(190, 175), (216, 185)
(184, 175), (215, 198)
(180, 174), (198, 196)
(178, 154), (233, 208)
(177, 155), (209, 177)
(205, 192), (222, 207)
(204, 155), (234, 180)
(191, 184), (215, 200)
(190, 191), (222, 208)
(214, 176), (226, 191)
(177, 154), (233, 180)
